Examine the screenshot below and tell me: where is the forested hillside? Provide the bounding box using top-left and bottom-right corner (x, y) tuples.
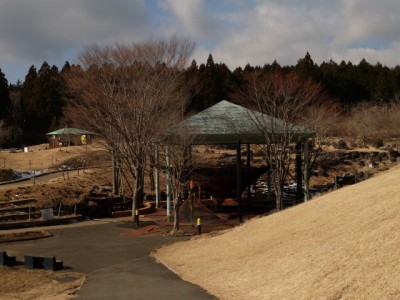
(1, 52), (400, 146)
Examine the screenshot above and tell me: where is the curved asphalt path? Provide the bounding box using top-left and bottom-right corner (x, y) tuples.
(0, 168), (96, 187)
(1, 220), (216, 300)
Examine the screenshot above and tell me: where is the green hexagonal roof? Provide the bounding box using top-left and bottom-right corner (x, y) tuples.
(161, 100), (315, 145)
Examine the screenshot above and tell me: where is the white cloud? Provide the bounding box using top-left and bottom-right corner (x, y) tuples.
(2, 0), (400, 82)
(0, 0), (149, 63)
(157, 0), (227, 45)
(205, 0), (400, 69)
(338, 0), (400, 46)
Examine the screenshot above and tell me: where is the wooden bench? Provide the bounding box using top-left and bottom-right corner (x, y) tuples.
(0, 251), (16, 266)
(24, 255), (63, 271)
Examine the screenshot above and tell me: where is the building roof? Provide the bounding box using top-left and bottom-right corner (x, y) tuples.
(160, 100), (315, 145)
(46, 128), (95, 136)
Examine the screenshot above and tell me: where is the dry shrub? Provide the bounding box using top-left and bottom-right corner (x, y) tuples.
(348, 101), (400, 145)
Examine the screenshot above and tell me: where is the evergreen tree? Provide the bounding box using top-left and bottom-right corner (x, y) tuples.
(374, 64), (393, 102)
(294, 52), (321, 82)
(185, 54), (235, 112)
(0, 68), (11, 121)
(8, 81), (24, 143)
(21, 62), (65, 143)
(21, 65), (39, 139)
(61, 61), (71, 73)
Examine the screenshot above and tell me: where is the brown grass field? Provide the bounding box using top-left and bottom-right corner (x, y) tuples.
(0, 144), (101, 171)
(155, 164), (400, 299)
(0, 144), (111, 205)
(0, 267), (85, 300)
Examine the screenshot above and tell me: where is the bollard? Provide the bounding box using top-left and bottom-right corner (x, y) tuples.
(135, 209), (140, 225)
(197, 217), (202, 235)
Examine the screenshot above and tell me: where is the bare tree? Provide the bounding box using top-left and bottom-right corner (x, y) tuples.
(349, 100), (400, 146)
(159, 129), (200, 234)
(64, 36), (195, 217)
(237, 71), (329, 209)
(301, 99), (341, 187)
(7, 89), (24, 142)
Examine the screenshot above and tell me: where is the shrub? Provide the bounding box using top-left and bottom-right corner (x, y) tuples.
(373, 139), (384, 149)
(336, 140), (348, 149)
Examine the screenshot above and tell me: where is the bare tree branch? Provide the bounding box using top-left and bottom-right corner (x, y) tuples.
(64, 37), (195, 217)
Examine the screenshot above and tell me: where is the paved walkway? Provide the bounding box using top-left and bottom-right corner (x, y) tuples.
(2, 220), (215, 300)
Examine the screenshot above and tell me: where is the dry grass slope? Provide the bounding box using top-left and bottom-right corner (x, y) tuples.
(156, 165), (400, 300)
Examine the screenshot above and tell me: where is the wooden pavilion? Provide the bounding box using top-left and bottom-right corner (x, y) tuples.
(156, 100), (316, 220)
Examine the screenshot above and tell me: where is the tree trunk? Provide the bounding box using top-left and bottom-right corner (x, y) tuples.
(135, 171), (144, 206)
(273, 169), (283, 211)
(149, 152), (155, 191)
(173, 192), (180, 232)
(131, 167), (144, 219)
(275, 185), (283, 211)
(295, 142), (303, 200)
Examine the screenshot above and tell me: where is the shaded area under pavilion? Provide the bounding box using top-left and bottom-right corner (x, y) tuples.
(156, 100), (316, 221)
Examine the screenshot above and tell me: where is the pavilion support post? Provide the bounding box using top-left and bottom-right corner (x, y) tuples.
(246, 144), (252, 208)
(236, 140), (243, 223)
(303, 139), (310, 202)
(166, 145), (171, 219)
(295, 142), (303, 201)
(154, 145), (160, 209)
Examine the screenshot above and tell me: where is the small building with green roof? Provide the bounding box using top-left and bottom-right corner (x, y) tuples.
(46, 128), (95, 148)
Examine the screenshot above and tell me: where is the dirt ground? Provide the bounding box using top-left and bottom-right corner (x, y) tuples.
(155, 164), (400, 300)
(0, 267), (85, 300)
(0, 230), (52, 243)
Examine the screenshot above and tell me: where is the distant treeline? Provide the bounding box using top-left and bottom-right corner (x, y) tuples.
(1, 52), (400, 145)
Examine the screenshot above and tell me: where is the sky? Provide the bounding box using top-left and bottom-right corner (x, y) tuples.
(1, 0), (400, 84)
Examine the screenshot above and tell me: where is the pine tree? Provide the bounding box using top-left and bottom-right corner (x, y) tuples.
(0, 68), (11, 121)
(294, 52), (321, 82)
(186, 53), (235, 112)
(21, 62), (65, 143)
(21, 65), (39, 138)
